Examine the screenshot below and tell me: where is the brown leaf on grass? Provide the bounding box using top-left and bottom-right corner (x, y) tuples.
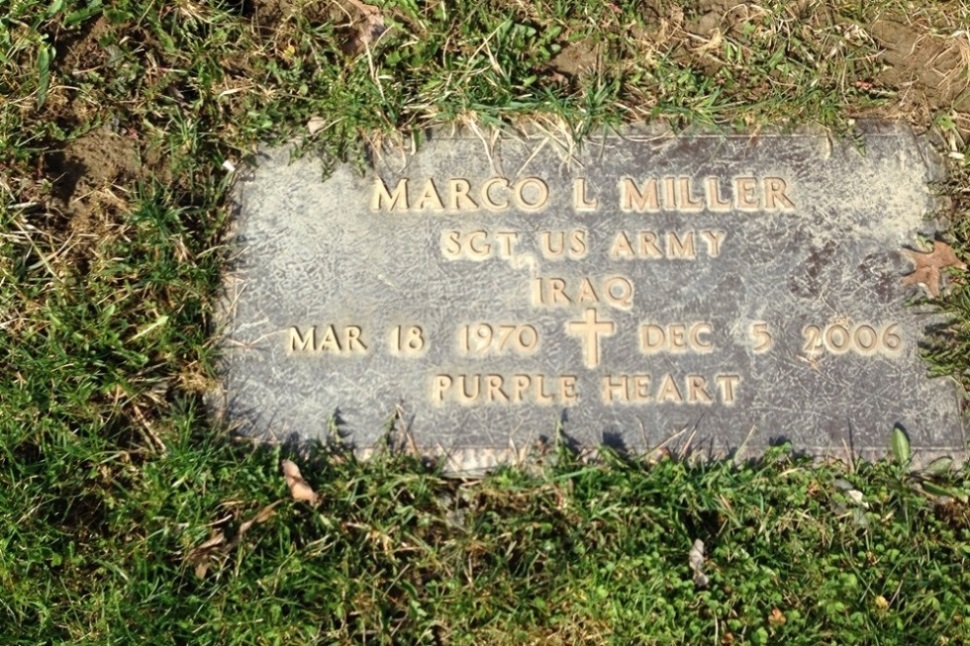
(282, 459), (318, 504)
(238, 500), (281, 535)
(186, 530), (227, 579)
(688, 538), (709, 588)
(185, 502), (282, 579)
(769, 607), (787, 627)
(338, 0), (385, 54)
(902, 241), (967, 297)
(306, 116), (327, 136)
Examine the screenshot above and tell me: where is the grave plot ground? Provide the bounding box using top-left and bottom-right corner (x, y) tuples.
(1, 1), (969, 643)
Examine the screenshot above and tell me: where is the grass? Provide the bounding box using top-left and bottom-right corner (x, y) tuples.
(1, 0), (969, 643)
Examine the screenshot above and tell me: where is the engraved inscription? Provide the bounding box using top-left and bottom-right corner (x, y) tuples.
(288, 325), (368, 355)
(229, 132), (965, 462)
(566, 308), (616, 369)
(390, 325), (427, 356)
(459, 323), (539, 355)
(801, 322), (902, 356)
(538, 229), (588, 260)
(432, 373), (578, 405)
(441, 230), (520, 261)
(618, 176), (794, 212)
(639, 322), (715, 354)
(608, 230), (726, 259)
(749, 322), (773, 353)
(372, 177), (550, 213)
(532, 276), (634, 309)
(601, 373), (741, 405)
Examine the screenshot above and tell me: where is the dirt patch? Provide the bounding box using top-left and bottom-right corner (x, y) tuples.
(57, 15), (114, 75)
(549, 40), (600, 79)
(45, 127), (142, 237)
(870, 19), (970, 129)
(244, 0), (382, 54)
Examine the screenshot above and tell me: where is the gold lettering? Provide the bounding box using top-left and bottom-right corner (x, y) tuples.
(700, 230), (726, 257)
(318, 325), (341, 352)
(575, 278), (599, 304)
(415, 179), (444, 211)
(619, 178), (659, 212)
(677, 178), (704, 211)
(706, 177), (732, 212)
(735, 177), (760, 210)
(764, 177), (794, 210)
(371, 178), (408, 211)
(447, 178), (478, 211)
(534, 374), (554, 404)
(716, 374), (741, 404)
(667, 231), (696, 259)
(687, 375), (712, 404)
(433, 375), (453, 402)
(288, 326), (315, 352)
(481, 178), (510, 211)
(485, 374), (509, 402)
(512, 374), (531, 403)
(514, 177), (549, 212)
(345, 326), (366, 352)
(560, 375), (578, 404)
(638, 231), (662, 258)
(656, 374), (684, 403)
(609, 231), (636, 259)
(573, 178), (597, 211)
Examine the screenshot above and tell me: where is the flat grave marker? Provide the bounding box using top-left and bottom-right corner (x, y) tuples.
(217, 127), (965, 470)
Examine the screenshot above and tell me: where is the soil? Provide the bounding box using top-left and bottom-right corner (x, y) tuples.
(549, 40), (600, 79)
(869, 20), (970, 125)
(246, 0), (382, 54)
(44, 127), (142, 238)
(630, 1), (969, 139)
(56, 15), (113, 75)
(20, 0), (970, 240)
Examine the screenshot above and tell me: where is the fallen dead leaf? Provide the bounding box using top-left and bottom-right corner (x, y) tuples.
(186, 530), (227, 579)
(339, 0), (385, 54)
(238, 500), (281, 535)
(185, 501), (282, 579)
(688, 538), (709, 588)
(769, 607), (787, 627)
(282, 459), (318, 504)
(307, 116), (327, 136)
(902, 240), (966, 297)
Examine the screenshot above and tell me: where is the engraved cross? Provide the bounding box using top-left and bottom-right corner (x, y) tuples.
(566, 308), (615, 369)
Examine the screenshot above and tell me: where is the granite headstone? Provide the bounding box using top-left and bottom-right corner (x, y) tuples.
(216, 126), (965, 471)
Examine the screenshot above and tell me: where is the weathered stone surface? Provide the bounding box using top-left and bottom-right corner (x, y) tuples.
(216, 127), (965, 470)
